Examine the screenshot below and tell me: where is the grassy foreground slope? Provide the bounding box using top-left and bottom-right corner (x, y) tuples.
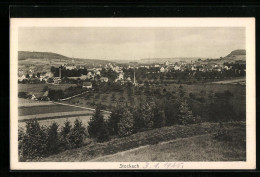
(92, 130), (245, 162)
(39, 121), (245, 162)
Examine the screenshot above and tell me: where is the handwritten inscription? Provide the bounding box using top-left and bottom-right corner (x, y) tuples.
(143, 162), (184, 169)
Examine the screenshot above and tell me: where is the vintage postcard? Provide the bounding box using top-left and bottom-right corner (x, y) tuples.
(10, 18), (256, 170)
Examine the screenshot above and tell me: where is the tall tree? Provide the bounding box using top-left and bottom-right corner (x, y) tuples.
(153, 106), (166, 128)
(108, 106), (123, 136)
(46, 122), (59, 154)
(88, 106), (109, 142)
(117, 109), (134, 137)
(177, 100), (197, 125)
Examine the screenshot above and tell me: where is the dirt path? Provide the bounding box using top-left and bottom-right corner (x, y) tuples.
(210, 77), (245, 84)
(58, 92), (88, 101)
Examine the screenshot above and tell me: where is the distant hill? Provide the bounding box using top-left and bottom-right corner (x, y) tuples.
(18, 51), (116, 73)
(18, 51), (116, 64)
(18, 51), (69, 60)
(224, 49), (246, 61)
(226, 49), (246, 57)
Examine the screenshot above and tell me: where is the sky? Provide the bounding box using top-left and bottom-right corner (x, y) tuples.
(18, 27), (245, 60)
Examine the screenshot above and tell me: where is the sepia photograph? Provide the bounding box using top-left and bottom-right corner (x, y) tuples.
(10, 18), (255, 170)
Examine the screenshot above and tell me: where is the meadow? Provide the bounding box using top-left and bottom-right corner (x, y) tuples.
(92, 126), (245, 162)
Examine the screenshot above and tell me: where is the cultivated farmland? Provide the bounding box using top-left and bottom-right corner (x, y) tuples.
(66, 83), (245, 114)
(19, 104), (88, 116)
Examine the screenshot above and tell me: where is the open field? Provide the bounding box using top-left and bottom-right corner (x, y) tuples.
(18, 99), (110, 131)
(37, 121), (245, 162)
(19, 98), (55, 107)
(19, 104), (87, 116)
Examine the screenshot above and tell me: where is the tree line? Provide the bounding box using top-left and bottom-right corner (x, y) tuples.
(18, 88), (244, 160)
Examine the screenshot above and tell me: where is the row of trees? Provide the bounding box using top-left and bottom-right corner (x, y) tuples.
(87, 98), (201, 142)
(88, 88), (244, 142)
(19, 119), (87, 161)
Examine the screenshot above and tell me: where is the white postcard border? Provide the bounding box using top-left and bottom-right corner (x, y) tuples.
(10, 18), (256, 170)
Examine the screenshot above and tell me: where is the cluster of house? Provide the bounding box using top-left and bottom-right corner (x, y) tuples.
(19, 58), (245, 87)
(18, 70), (54, 82)
(152, 60), (238, 73)
(105, 63), (123, 73)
